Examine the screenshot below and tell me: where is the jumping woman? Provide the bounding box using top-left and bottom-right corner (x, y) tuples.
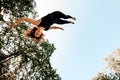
(8, 11), (76, 43)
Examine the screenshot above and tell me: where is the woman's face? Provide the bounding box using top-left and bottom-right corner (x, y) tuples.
(34, 28), (41, 38)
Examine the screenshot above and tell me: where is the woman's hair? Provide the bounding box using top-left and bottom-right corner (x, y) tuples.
(23, 27), (45, 43)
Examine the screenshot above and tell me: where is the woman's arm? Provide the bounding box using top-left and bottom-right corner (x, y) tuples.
(49, 26), (64, 30)
(8, 17), (41, 30)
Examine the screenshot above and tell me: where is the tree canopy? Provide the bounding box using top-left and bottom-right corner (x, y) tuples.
(92, 49), (120, 80)
(0, 0), (61, 80)
(0, 0), (36, 17)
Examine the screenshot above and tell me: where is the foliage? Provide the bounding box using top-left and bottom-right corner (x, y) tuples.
(0, 23), (61, 80)
(92, 49), (120, 80)
(105, 49), (120, 75)
(0, 0), (61, 80)
(92, 72), (120, 80)
(0, 0), (36, 18)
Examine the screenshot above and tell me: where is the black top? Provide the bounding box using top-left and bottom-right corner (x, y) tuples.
(38, 13), (54, 31)
(37, 11), (72, 31)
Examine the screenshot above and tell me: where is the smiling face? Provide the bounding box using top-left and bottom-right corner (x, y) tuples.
(34, 27), (45, 38)
(34, 28), (42, 38)
(23, 27), (45, 43)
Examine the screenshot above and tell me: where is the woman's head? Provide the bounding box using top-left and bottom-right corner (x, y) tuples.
(23, 27), (45, 43)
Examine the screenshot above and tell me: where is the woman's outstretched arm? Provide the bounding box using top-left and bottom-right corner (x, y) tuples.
(49, 26), (64, 30)
(8, 17), (41, 30)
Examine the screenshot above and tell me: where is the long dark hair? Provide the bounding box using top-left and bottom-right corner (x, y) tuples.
(23, 27), (45, 43)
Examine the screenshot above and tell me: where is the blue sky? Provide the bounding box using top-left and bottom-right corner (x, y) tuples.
(35, 0), (120, 80)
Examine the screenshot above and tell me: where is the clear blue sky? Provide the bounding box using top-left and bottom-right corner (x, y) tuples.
(35, 0), (120, 80)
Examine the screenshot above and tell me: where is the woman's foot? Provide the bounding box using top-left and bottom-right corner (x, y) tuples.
(71, 21), (75, 24)
(72, 17), (76, 20)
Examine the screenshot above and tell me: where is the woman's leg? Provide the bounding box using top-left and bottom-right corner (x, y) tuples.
(55, 19), (74, 24)
(52, 11), (75, 19)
